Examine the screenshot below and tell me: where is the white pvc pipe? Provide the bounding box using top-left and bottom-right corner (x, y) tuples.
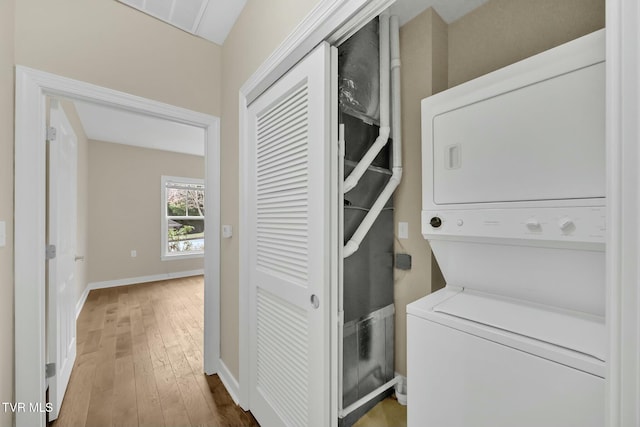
(344, 15), (402, 259)
(390, 15), (402, 172)
(343, 174), (401, 257)
(343, 12), (391, 194)
(343, 128), (389, 193)
(339, 376), (401, 417)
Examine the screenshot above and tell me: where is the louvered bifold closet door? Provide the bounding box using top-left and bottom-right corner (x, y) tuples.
(247, 42), (333, 427)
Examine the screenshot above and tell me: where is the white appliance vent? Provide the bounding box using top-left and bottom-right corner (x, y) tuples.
(117, 0), (208, 34)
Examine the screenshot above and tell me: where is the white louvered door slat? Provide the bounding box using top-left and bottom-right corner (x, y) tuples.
(248, 42), (332, 427)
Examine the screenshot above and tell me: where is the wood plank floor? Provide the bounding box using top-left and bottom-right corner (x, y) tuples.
(52, 276), (258, 427)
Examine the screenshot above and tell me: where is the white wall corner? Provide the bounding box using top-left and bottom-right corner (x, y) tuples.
(218, 358), (241, 405)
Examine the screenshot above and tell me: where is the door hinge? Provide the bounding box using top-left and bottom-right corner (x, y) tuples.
(46, 126), (57, 142)
(46, 244), (56, 260)
(45, 363), (56, 378)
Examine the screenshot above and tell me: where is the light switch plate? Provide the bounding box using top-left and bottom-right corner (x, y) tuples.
(398, 221), (409, 239)
(0, 221), (5, 247)
(131, 250), (137, 258)
(222, 225), (233, 238)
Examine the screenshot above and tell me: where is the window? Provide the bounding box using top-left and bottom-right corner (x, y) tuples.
(162, 176), (205, 259)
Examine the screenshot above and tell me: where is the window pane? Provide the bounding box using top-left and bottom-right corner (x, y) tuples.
(164, 177), (205, 257)
(186, 189), (205, 216)
(167, 219), (204, 253)
(167, 188), (187, 216)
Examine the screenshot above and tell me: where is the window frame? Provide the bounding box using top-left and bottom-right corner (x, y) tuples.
(161, 175), (205, 260)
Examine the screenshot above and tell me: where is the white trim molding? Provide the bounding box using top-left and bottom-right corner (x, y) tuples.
(14, 66), (221, 427)
(218, 358), (241, 405)
(240, 0), (394, 106)
(606, 0), (640, 426)
(75, 286), (91, 320)
(75, 268), (205, 319)
(88, 269), (205, 290)
(237, 0), (393, 415)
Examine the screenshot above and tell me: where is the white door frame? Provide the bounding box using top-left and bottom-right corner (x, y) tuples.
(14, 66), (221, 427)
(237, 1), (640, 426)
(605, 0), (640, 425)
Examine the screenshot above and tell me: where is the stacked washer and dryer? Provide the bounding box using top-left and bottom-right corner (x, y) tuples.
(408, 30), (606, 426)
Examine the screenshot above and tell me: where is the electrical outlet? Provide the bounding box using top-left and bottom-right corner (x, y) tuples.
(131, 250), (137, 258)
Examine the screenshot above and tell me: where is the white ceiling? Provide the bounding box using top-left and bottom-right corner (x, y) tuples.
(390, 0), (490, 26)
(74, 101), (205, 156)
(116, 0), (247, 45)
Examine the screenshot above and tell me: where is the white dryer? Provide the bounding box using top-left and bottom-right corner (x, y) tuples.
(408, 29), (606, 427)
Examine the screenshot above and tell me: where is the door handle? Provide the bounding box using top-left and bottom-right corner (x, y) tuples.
(310, 294), (320, 309)
(74, 255), (85, 262)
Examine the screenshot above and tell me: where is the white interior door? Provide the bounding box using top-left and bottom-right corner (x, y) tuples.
(47, 99), (78, 420)
(247, 42), (333, 427)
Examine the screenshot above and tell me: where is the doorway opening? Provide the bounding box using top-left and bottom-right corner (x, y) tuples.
(14, 66), (220, 427)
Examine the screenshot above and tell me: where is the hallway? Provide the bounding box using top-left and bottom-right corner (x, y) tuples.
(52, 277), (257, 427)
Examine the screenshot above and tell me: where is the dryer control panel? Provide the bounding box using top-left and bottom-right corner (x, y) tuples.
(422, 206), (605, 244)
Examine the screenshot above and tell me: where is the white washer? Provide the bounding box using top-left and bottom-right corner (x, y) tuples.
(407, 287), (605, 427)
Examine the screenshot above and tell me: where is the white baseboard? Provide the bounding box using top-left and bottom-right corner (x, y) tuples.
(88, 269), (205, 291)
(75, 285), (91, 319)
(76, 269), (204, 318)
(218, 359), (240, 405)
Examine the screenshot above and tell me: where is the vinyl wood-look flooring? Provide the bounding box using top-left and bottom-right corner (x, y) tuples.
(52, 276), (258, 427)
(353, 397), (407, 427)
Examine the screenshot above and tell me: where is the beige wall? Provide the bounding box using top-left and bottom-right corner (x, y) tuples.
(88, 141), (204, 283)
(0, 0), (15, 425)
(448, 0), (605, 88)
(14, 0), (222, 116)
(58, 99), (91, 304)
(393, 8), (448, 377)
(219, 0), (323, 379)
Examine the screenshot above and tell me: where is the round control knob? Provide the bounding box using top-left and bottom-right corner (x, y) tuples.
(558, 217), (574, 232)
(430, 217), (442, 228)
(457, 219), (464, 226)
